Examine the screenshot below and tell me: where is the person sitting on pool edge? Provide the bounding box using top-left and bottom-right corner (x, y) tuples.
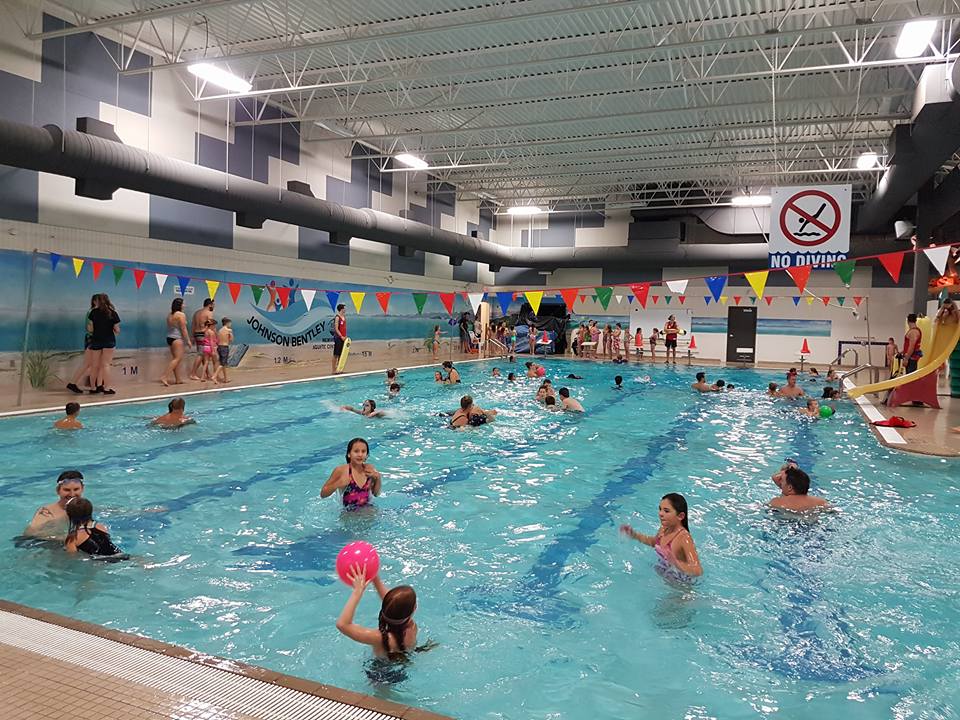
(770, 466), (828, 512)
(620, 493), (703, 578)
(450, 395), (497, 428)
(440, 361), (460, 384)
(321, 437), (382, 509)
(558, 387), (584, 412)
(150, 398), (196, 428)
(342, 399), (386, 418)
(22, 470), (85, 540)
(64, 497), (127, 560)
(54, 402), (83, 430)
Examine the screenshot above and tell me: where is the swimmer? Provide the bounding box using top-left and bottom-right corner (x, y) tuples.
(636, 375), (652, 383)
(507, 372), (516, 382)
(342, 399), (386, 418)
(799, 398), (820, 417)
(150, 398), (196, 428)
(809, 367), (820, 377)
(450, 395), (497, 428)
(492, 368), (502, 378)
(321, 437), (382, 509)
(566, 373), (583, 380)
(64, 498), (126, 559)
(766, 382), (780, 397)
(544, 395), (559, 410)
(620, 493), (703, 577)
(385, 368), (399, 386)
(23, 470), (85, 540)
(771, 458), (799, 492)
(821, 386), (840, 400)
(692, 372), (717, 393)
(434, 371), (443, 383)
(779, 373), (806, 399)
(711, 379), (727, 391)
(54, 402), (83, 430)
(770, 466), (829, 512)
(558, 387), (584, 412)
(388, 383), (401, 398)
(440, 361), (461, 384)
(826, 367), (838, 382)
(336, 566), (432, 660)
(613, 375), (623, 389)
(525, 361), (540, 379)
(612, 355), (628, 365)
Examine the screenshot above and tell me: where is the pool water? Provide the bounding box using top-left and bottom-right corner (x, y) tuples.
(2, 360), (959, 719)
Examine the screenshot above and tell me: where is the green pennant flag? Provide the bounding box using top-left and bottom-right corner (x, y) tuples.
(412, 293), (428, 315)
(749, 296), (757, 304)
(594, 287), (613, 310)
(250, 285), (264, 305)
(833, 259), (856, 285)
(590, 294), (598, 302)
(664, 295), (672, 304)
(837, 296), (846, 306)
(112, 266), (125, 285)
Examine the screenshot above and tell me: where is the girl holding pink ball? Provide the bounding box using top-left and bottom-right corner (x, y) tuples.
(336, 563), (420, 660)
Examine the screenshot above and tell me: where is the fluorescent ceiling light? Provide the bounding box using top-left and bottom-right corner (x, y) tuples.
(895, 20), (937, 58)
(394, 153), (429, 170)
(507, 206), (545, 216)
(731, 194), (771, 207)
(187, 63), (251, 93)
(856, 151), (879, 170)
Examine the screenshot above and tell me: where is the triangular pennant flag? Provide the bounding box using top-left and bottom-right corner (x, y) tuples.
(467, 292), (485, 315)
(349, 291), (365, 314)
(91, 261), (104, 281)
(805, 296), (815, 306)
(853, 296), (863, 306)
(112, 266), (125, 285)
(764, 296), (773, 306)
(133, 269), (146, 289)
(833, 259), (856, 286)
(733, 296), (742, 305)
(559, 288), (579, 310)
(744, 270), (769, 298)
(300, 288), (316, 311)
(837, 296), (846, 306)
(413, 293), (429, 315)
(792, 296), (801, 306)
(439, 292), (456, 315)
(704, 296), (712, 305)
(205, 280), (220, 300)
(72, 258), (84, 277)
(678, 296), (686, 304)
(749, 296), (757, 304)
(665, 279), (688, 294)
(940, 287), (950, 302)
(924, 246), (951, 275)
(719, 295), (728, 305)
(326, 291), (340, 312)
(277, 287), (292, 309)
(525, 291), (543, 315)
(496, 292), (513, 317)
(155, 273), (168, 294)
(512, 292), (519, 301)
(786, 265), (812, 294)
(878, 251), (905, 283)
(228, 282), (242, 303)
(652, 295), (659, 304)
(177, 276), (190, 296)
(821, 296), (831, 306)
(614, 295), (623, 305)
(630, 283), (650, 309)
(50, 253), (61, 272)
(594, 287), (613, 310)
(665, 295), (672, 304)
(578, 294), (586, 303)
(705, 275), (726, 302)
(250, 285), (264, 305)
(376, 292), (391, 314)
(627, 295), (634, 304)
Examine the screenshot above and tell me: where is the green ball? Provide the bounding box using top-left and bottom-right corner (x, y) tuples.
(819, 405), (834, 418)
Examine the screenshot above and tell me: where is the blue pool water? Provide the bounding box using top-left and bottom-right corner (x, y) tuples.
(2, 360), (959, 719)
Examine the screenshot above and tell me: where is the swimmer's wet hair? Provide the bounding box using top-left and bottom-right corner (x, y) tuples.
(507, 373), (516, 381)
(57, 470), (84, 486)
(389, 383), (401, 391)
(696, 372), (705, 382)
(460, 395), (473, 409)
(768, 382), (778, 391)
(715, 379), (725, 387)
(661, 493), (690, 531)
(345, 437), (369, 462)
(365, 399), (377, 411)
(614, 375), (623, 384)
(442, 361), (453, 369)
(168, 397), (186, 412)
(558, 387), (570, 398)
(784, 466), (811, 495)
(544, 396), (556, 406)
(65, 402), (80, 415)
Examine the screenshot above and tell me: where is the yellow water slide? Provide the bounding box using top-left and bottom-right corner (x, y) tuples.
(847, 316), (960, 398)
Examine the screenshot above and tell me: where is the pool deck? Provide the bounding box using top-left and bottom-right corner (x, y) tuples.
(0, 599), (450, 720)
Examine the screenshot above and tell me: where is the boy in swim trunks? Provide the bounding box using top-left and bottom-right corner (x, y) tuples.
(54, 402), (83, 430)
(558, 387), (584, 412)
(150, 397), (196, 428)
(216, 318), (233, 383)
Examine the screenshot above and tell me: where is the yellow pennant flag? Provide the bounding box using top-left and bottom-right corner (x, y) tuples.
(805, 296), (815, 305)
(744, 270), (768, 299)
(719, 295), (728, 305)
(350, 291), (365, 314)
(72, 258), (84, 277)
(205, 280), (220, 300)
(525, 291), (543, 315)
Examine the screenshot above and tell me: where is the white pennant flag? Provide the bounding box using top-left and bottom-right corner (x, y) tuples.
(155, 273), (167, 294)
(615, 295), (623, 304)
(467, 292), (485, 315)
(924, 246), (951, 275)
(666, 279), (688, 294)
(301, 288), (316, 311)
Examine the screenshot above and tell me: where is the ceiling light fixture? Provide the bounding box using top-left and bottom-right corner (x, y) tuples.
(856, 152), (879, 170)
(507, 206), (545, 216)
(394, 153), (429, 170)
(187, 63), (251, 93)
(730, 194), (772, 207)
(895, 19), (937, 58)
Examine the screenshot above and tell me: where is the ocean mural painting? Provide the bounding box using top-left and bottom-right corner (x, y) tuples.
(692, 316), (832, 337)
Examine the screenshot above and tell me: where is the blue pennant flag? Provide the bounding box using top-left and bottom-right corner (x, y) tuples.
(792, 296), (801, 306)
(704, 296), (712, 305)
(496, 292), (513, 317)
(326, 291), (340, 312)
(50, 253), (61, 272)
(177, 276), (190, 296)
(627, 295), (634, 304)
(705, 275), (726, 303)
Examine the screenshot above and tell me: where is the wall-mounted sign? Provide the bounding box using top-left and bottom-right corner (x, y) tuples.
(769, 184), (851, 268)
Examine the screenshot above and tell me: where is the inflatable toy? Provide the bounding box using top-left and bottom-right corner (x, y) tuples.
(336, 541), (379, 585)
(819, 406), (834, 418)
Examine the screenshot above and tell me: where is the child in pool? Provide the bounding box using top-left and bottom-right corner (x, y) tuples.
(64, 498), (126, 559)
(621, 493), (702, 577)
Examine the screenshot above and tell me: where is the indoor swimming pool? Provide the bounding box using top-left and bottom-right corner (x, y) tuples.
(3, 360), (958, 719)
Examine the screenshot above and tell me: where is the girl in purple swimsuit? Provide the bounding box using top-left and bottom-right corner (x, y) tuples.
(320, 438), (382, 509)
(620, 493), (702, 578)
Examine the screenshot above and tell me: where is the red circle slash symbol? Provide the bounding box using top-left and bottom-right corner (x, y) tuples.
(779, 190), (841, 247)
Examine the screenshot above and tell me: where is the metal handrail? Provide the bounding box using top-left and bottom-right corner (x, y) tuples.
(837, 363), (882, 385)
(486, 338), (508, 358)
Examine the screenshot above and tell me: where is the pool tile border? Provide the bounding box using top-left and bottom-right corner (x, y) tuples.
(0, 599), (451, 720)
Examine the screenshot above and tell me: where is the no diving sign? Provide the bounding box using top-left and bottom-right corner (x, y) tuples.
(768, 184), (850, 268)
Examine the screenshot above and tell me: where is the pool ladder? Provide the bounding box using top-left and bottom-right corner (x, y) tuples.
(837, 363), (882, 387)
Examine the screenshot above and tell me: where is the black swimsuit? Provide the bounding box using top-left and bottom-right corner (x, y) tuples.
(75, 523), (125, 559)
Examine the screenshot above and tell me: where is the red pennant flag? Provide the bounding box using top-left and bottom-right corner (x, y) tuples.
(276, 287), (291, 308)
(652, 295), (659, 304)
(786, 265), (812, 294)
(439, 292), (456, 315)
(822, 296), (831, 306)
(800, 338), (811, 354)
(578, 294), (586, 303)
(376, 292), (391, 314)
(678, 296), (686, 304)
(878, 251), (905, 283)
(853, 296), (863, 306)
(512, 292), (519, 301)
(559, 288), (579, 309)
(764, 296), (773, 306)
(733, 295), (742, 305)
(630, 283), (650, 308)
(228, 283), (242, 303)
(132, 269), (146, 289)
(91, 261), (104, 281)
